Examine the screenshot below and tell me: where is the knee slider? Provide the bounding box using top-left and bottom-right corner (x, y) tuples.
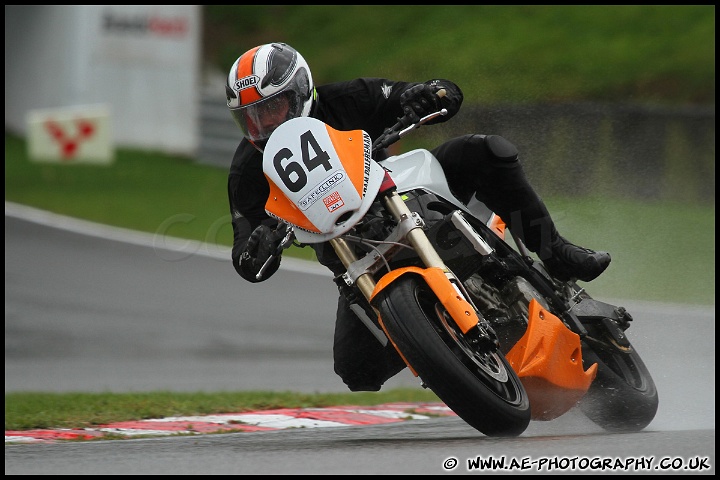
(485, 135), (518, 163)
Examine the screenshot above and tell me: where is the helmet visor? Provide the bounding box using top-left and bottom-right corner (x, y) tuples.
(230, 91), (299, 148)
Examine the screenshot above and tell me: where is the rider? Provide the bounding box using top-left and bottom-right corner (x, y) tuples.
(225, 42), (611, 392)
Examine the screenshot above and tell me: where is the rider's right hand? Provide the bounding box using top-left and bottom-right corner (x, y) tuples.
(239, 224), (283, 283)
(400, 84), (441, 123)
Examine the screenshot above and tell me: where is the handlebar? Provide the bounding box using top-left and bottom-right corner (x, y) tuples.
(371, 108), (448, 154)
(371, 88), (448, 155)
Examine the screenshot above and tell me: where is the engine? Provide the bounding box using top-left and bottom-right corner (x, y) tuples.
(464, 274), (549, 353)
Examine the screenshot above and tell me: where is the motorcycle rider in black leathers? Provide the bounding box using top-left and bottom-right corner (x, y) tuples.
(225, 43), (611, 392)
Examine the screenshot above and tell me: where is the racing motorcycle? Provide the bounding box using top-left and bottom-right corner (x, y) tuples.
(259, 102), (659, 437)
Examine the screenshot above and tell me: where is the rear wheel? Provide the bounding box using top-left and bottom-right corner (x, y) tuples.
(578, 335), (659, 432)
(373, 274), (530, 437)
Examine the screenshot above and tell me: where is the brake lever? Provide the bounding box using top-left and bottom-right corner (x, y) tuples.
(398, 108), (448, 136)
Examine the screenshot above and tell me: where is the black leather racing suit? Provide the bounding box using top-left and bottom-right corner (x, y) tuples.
(228, 77), (560, 391)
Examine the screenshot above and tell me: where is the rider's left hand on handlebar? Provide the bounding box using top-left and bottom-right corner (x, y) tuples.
(239, 224), (285, 283)
(400, 84), (442, 123)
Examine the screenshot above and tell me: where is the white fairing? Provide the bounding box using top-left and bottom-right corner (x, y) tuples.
(263, 117), (386, 244)
(380, 149), (466, 211)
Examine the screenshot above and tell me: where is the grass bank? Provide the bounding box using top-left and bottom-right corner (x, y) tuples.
(204, 5), (714, 106)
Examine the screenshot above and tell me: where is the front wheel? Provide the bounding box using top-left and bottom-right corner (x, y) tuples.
(373, 274), (530, 437)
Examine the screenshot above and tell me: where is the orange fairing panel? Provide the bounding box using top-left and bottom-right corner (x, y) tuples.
(488, 213), (506, 240)
(324, 124), (367, 197)
(265, 175), (320, 232)
(505, 299), (597, 421)
(370, 266), (479, 334)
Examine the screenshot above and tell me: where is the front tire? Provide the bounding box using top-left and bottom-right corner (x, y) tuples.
(373, 274), (530, 437)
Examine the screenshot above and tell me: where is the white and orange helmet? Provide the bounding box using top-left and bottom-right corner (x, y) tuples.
(226, 43), (315, 150)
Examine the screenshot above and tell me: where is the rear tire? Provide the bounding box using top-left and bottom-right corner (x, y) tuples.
(373, 274), (530, 437)
(579, 339), (659, 432)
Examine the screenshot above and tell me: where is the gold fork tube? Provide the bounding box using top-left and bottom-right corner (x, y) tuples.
(329, 237), (377, 302)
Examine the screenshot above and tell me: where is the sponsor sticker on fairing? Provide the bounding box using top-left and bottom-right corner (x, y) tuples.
(323, 191), (345, 212)
(297, 171), (345, 211)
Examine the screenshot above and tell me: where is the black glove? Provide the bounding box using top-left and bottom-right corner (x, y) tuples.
(238, 224), (285, 283)
(400, 84), (442, 123)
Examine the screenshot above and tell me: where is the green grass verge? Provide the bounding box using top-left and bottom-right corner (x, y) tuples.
(541, 196), (715, 306)
(5, 389), (440, 432)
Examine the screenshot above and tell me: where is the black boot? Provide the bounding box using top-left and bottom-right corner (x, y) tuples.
(543, 235), (611, 282)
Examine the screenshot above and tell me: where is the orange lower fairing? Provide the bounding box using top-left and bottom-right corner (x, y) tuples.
(505, 299), (597, 421)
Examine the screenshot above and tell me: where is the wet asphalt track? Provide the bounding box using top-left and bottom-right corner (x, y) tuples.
(4, 203), (716, 475)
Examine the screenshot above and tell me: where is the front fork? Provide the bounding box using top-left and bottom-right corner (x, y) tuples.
(331, 189), (446, 300)
(331, 188), (483, 335)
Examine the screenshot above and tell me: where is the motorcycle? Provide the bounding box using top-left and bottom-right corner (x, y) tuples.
(259, 101), (659, 437)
